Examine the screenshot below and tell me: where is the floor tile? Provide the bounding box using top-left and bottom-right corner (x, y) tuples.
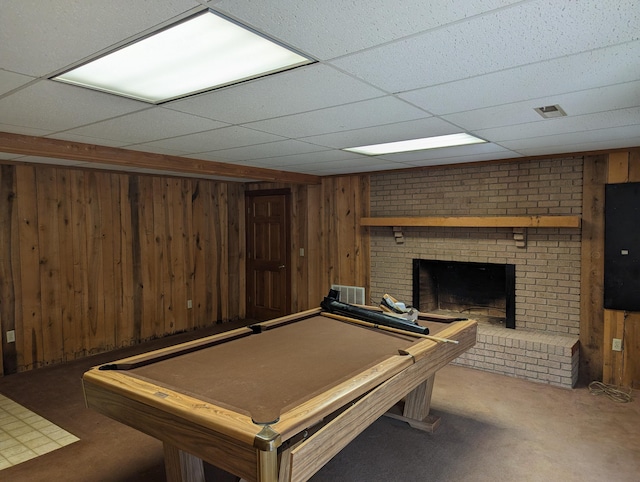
(0, 393), (79, 470)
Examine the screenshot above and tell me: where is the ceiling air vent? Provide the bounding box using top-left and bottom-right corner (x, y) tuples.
(534, 104), (567, 119)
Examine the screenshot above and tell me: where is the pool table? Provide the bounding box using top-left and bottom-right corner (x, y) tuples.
(82, 308), (477, 482)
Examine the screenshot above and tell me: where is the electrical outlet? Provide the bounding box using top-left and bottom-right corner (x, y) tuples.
(187, 300), (193, 309)
(6, 330), (15, 343)
(612, 338), (623, 352)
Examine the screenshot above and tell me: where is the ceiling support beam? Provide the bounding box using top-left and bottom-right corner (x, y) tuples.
(0, 132), (321, 184)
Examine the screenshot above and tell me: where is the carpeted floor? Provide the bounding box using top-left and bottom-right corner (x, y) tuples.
(1, 323), (639, 482)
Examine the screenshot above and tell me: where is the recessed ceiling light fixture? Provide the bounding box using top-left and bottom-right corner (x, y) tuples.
(343, 133), (487, 156)
(534, 104), (567, 119)
(51, 10), (314, 104)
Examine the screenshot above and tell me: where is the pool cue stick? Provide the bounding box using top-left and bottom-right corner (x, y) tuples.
(321, 312), (459, 344)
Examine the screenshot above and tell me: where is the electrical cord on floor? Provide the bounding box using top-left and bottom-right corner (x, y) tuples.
(588, 381), (633, 403)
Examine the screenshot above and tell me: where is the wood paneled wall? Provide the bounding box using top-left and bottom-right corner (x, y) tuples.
(581, 149), (640, 388)
(0, 164), (245, 374)
(0, 165), (369, 375)
(602, 151), (640, 388)
(248, 175), (370, 311)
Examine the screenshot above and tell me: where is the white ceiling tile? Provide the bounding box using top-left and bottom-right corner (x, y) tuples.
(240, 150), (366, 169)
(46, 132), (130, 148)
(0, 80), (148, 132)
(125, 144), (195, 157)
(475, 107), (640, 142)
(298, 158), (410, 175)
(166, 64), (385, 124)
(331, 1), (640, 93)
(499, 124), (640, 152)
(133, 126), (286, 153)
(244, 97), (429, 138)
(513, 135), (640, 157)
(443, 81), (640, 131)
(302, 117), (459, 149)
(65, 107), (229, 144)
(0, 0), (202, 76)
(399, 41), (640, 115)
(0, 70), (35, 96)
(193, 140), (329, 162)
(215, 0), (524, 59)
(1, 2), (639, 179)
(400, 151), (523, 168)
(0, 123), (52, 137)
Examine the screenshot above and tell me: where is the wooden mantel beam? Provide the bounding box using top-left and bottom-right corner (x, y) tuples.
(361, 215), (581, 228)
(0, 131), (321, 184)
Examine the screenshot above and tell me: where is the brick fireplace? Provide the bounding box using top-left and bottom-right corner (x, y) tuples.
(369, 158), (582, 388)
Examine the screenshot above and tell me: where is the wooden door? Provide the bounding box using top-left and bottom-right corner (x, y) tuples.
(246, 190), (291, 321)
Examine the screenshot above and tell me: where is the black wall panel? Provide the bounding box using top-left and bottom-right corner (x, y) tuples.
(604, 182), (640, 311)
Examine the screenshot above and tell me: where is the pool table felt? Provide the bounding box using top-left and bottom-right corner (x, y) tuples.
(124, 315), (448, 424)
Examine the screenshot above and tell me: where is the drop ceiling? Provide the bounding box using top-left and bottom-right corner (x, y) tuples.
(1, 0), (639, 182)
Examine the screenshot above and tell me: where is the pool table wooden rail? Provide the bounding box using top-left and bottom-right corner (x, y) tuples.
(82, 309), (477, 482)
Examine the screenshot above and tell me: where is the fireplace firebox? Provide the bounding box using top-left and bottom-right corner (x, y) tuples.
(413, 259), (516, 328)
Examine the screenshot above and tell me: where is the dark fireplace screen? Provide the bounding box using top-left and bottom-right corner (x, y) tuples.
(413, 259), (516, 328)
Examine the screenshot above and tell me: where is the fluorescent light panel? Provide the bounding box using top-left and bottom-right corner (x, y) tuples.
(344, 133), (487, 155)
(52, 10), (313, 104)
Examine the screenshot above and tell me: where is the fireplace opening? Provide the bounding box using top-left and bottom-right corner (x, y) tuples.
(413, 259), (516, 328)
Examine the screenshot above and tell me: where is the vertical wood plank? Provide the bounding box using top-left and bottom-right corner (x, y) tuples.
(337, 176), (355, 285)
(191, 181), (207, 328)
(182, 179), (195, 330)
(128, 176), (143, 343)
(607, 152), (629, 183)
(218, 184), (230, 321)
(622, 312), (640, 389)
(629, 150), (640, 182)
(139, 176), (157, 339)
(323, 178), (336, 289)
(57, 170), (76, 361)
(603, 309), (625, 385)
(292, 185), (307, 311)
(115, 174), (135, 346)
(15, 165), (42, 370)
(0, 165), (18, 374)
(36, 167), (63, 365)
(159, 178), (175, 334)
(580, 155), (607, 384)
(150, 177), (166, 337)
(70, 170), (88, 359)
(85, 171), (106, 353)
(208, 183), (220, 322)
(101, 173), (117, 350)
(359, 175), (371, 300)
(227, 183), (242, 320)
(306, 184), (323, 307)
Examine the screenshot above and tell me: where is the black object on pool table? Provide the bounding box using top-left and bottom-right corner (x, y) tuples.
(320, 289), (429, 335)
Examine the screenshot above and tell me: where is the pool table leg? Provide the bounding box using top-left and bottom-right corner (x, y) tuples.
(163, 442), (205, 482)
(403, 374), (440, 431)
(257, 447), (279, 482)
(384, 374), (441, 432)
